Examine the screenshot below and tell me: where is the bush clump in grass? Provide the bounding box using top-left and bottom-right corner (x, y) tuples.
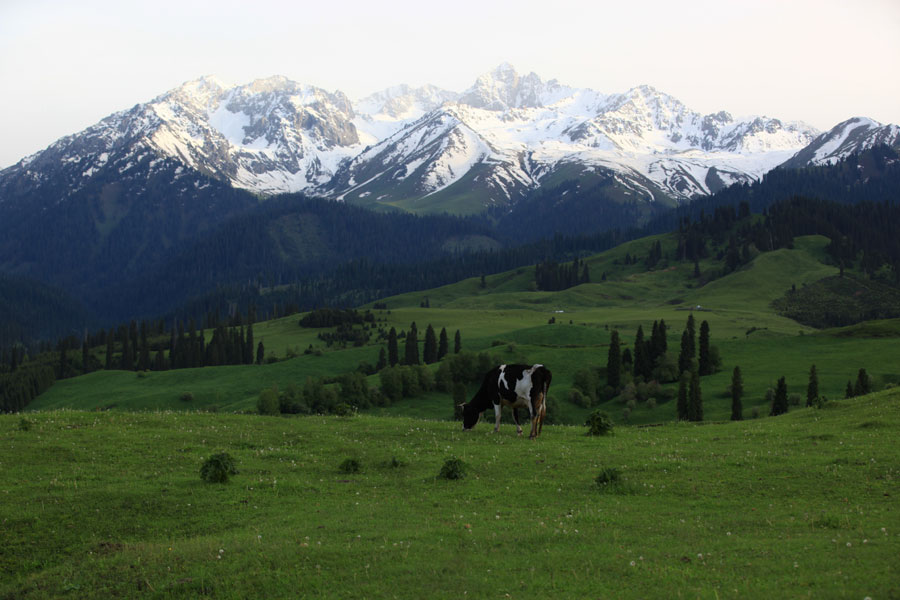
(18, 417), (33, 432)
(339, 458), (361, 474)
(200, 452), (238, 484)
(333, 402), (356, 417)
(439, 456), (467, 480)
(585, 409), (614, 436)
(381, 456), (405, 469)
(595, 467), (622, 489)
(257, 387), (279, 415)
(179, 392), (194, 403)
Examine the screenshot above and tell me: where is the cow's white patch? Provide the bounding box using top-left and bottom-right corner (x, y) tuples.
(497, 364), (509, 391)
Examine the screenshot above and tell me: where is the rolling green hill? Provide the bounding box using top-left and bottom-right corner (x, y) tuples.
(27, 233), (900, 430)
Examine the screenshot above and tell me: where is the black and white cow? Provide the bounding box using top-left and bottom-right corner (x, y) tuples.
(461, 364), (552, 439)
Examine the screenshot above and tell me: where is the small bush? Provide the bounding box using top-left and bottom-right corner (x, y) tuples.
(595, 467), (622, 488)
(439, 456), (466, 480)
(18, 417), (33, 432)
(585, 409), (614, 436)
(339, 458), (361, 474)
(257, 388), (280, 415)
(179, 392), (194, 403)
(137, 370), (150, 379)
(333, 402), (356, 417)
(382, 456), (405, 469)
(200, 453), (238, 484)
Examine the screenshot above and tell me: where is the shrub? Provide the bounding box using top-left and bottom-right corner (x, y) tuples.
(179, 392), (194, 403)
(595, 467), (622, 489)
(333, 402), (356, 417)
(585, 409), (614, 436)
(18, 417), (33, 432)
(439, 456), (466, 480)
(200, 452), (238, 484)
(339, 458), (361, 474)
(257, 388), (280, 415)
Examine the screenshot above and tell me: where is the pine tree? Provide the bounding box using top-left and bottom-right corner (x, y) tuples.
(698, 320), (711, 376)
(82, 339), (90, 374)
(607, 329), (622, 390)
(854, 368), (871, 397)
(632, 325), (647, 380)
(437, 327), (449, 360)
(404, 322), (420, 365)
(676, 372), (689, 421)
(256, 340), (265, 365)
(771, 376), (789, 416)
(387, 327), (399, 367)
(806, 364), (818, 407)
(376, 347), (387, 371)
(845, 380), (854, 399)
(105, 329), (114, 370)
(57, 340), (68, 379)
(423, 324), (437, 364)
(454, 329), (462, 354)
(246, 323), (254, 365)
(688, 370), (703, 422)
(138, 322), (150, 371)
(731, 366), (743, 420)
(120, 325), (134, 371)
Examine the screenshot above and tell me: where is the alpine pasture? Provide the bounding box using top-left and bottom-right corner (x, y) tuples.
(4, 232), (900, 597)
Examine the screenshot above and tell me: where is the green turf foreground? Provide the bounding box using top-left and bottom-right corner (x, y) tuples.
(2, 391), (899, 599)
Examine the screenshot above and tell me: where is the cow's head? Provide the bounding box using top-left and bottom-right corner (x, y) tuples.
(461, 402), (480, 431)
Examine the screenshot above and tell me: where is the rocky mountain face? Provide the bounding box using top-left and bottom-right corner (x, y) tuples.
(778, 117), (900, 169)
(1, 64), (845, 219)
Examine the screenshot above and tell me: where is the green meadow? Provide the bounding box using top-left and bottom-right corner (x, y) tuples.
(7, 231), (900, 597)
(2, 391), (898, 598)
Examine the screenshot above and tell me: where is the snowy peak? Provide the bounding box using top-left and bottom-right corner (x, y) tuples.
(356, 84), (457, 119)
(780, 117), (900, 168)
(458, 63), (572, 110)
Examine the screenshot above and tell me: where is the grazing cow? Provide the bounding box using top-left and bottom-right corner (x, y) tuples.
(461, 364), (552, 439)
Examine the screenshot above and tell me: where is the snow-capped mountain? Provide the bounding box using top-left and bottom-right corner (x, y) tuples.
(779, 117), (900, 169)
(4, 63), (895, 218)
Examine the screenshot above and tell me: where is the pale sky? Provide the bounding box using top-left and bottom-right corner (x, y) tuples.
(1, 0), (899, 168)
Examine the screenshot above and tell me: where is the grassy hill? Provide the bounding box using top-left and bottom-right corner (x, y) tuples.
(3, 390), (898, 598)
(28, 234), (900, 428)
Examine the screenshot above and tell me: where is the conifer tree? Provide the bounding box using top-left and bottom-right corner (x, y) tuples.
(731, 366), (743, 420)
(82, 339), (91, 374)
(105, 329), (114, 370)
(376, 347), (387, 371)
(607, 329), (622, 390)
(845, 380), (854, 399)
(256, 340), (265, 365)
(698, 320), (711, 376)
(246, 323), (254, 365)
(138, 322), (150, 371)
(771, 376), (789, 416)
(454, 329), (462, 354)
(404, 322), (420, 365)
(854, 368), (871, 397)
(58, 340), (68, 379)
(120, 325), (134, 371)
(155, 349), (167, 371)
(387, 327), (399, 367)
(676, 371), (689, 421)
(438, 327), (449, 360)
(688, 370), (703, 422)
(806, 364), (818, 407)
(632, 325), (647, 380)
(423, 324), (437, 364)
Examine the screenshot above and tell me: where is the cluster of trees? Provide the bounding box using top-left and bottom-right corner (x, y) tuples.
(534, 257), (590, 291)
(298, 308), (374, 328)
(0, 362), (55, 413)
(376, 323), (460, 370)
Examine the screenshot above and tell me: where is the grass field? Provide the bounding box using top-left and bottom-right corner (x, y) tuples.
(3, 390), (898, 598)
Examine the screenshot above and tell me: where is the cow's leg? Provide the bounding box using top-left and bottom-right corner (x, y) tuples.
(512, 408), (523, 436)
(536, 393), (546, 437)
(493, 403), (502, 433)
(527, 396), (538, 439)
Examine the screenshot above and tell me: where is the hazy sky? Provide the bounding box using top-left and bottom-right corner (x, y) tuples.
(1, 0), (899, 168)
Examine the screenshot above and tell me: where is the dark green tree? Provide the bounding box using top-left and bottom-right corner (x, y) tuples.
(845, 380), (854, 398)
(57, 340), (68, 379)
(454, 329), (461, 354)
(404, 322), (420, 365)
(676, 372), (689, 421)
(376, 347), (387, 371)
(698, 320), (711, 376)
(138, 322), (150, 371)
(607, 329), (622, 389)
(771, 376), (789, 416)
(387, 327), (399, 367)
(731, 366), (743, 420)
(688, 370), (703, 422)
(806, 364), (818, 407)
(854, 368), (871, 397)
(423, 324), (437, 364)
(438, 327), (449, 361)
(82, 339), (91, 374)
(256, 340), (265, 365)
(105, 329), (114, 370)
